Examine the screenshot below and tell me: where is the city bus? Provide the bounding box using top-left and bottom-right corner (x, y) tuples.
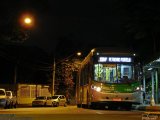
(76, 48), (142, 110)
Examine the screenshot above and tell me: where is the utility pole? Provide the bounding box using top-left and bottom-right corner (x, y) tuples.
(52, 58), (56, 96)
(51, 52), (81, 96)
(14, 63), (17, 96)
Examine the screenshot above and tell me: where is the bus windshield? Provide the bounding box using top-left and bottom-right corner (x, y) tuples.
(94, 63), (134, 83)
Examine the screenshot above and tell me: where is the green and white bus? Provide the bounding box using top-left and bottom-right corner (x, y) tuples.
(76, 48), (142, 110)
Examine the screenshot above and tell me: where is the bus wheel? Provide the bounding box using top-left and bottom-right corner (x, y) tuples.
(90, 103), (99, 109)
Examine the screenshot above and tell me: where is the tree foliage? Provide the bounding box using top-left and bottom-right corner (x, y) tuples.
(55, 58), (81, 99)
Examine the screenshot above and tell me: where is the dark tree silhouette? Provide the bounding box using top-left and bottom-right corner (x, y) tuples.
(117, 0), (160, 63)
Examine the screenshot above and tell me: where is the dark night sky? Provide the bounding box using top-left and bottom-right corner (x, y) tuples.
(0, 1), (160, 61)
(0, 0), (130, 53)
(0, 0), (160, 85)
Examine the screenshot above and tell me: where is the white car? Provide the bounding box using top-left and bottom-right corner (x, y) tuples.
(51, 95), (67, 107)
(32, 96), (52, 107)
(6, 91), (17, 108)
(0, 88), (10, 109)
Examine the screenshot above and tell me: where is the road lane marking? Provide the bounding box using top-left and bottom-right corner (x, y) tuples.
(96, 111), (104, 114)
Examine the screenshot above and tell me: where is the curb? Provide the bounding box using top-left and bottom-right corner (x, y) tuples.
(146, 106), (160, 111)
(137, 105), (160, 111)
(17, 104), (32, 108)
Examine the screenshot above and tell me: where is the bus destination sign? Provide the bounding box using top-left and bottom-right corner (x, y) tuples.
(98, 57), (132, 63)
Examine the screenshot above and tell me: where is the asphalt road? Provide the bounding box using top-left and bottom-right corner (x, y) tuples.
(0, 106), (144, 120)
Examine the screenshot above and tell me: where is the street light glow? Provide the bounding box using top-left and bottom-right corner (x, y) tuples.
(24, 17), (32, 24)
(77, 52), (81, 56)
(19, 13), (35, 28)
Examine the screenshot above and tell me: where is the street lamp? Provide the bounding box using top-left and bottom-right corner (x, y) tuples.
(19, 13), (35, 29)
(52, 52), (82, 96)
(13, 13), (35, 96)
(77, 52), (81, 56)
(24, 17), (32, 24)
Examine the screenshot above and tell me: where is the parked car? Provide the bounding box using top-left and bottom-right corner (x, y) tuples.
(6, 91), (17, 108)
(32, 96), (52, 107)
(51, 95), (67, 107)
(0, 88), (10, 109)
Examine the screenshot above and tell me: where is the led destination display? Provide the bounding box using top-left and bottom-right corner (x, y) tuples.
(98, 57), (132, 63)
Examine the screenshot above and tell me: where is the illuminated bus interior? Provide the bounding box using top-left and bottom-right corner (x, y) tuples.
(94, 63), (133, 83)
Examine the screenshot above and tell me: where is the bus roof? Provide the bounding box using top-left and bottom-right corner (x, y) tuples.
(91, 47), (135, 56)
(80, 47), (135, 67)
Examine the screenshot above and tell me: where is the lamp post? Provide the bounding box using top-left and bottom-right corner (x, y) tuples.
(13, 14), (34, 96)
(52, 52), (82, 96)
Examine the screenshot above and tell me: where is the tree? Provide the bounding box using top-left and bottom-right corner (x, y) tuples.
(55, 58), (81, 101)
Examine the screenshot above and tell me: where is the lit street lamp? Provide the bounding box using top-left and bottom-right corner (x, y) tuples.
(24, 17), (32, 24)
(77, 52), (81, 56)
(19, 13), (35, 29)
(52, 52), (82, 96)
(13, 13), (35, 96)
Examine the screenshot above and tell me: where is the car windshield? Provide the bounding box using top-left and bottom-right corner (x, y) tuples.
(0, 90), (5, 95)
(6, 92), (11, 96)
(52, 96), (59, 99)
(36, 96), (46, 100)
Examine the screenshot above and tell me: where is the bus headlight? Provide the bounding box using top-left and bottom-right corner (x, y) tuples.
(91, 85), (102, 92)
(96, 87), (101, 92)
(136, 87), (140, 90)
(135, 86), (142, 91)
